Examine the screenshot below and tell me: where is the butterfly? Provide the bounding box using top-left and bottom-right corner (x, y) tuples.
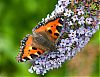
(16, 17), (64, 62)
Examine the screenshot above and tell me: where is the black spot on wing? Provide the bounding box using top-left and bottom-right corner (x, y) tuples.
(30, 54), (38, 58)
(48, 30), (52, 34)
(23, 57), (30, 60)
(58, 19), (63, 25)
(54, 33), (59, 36)
(56, 26), (62, 32)
(37, 51), (41, 55)
(32, 47), (37, 50)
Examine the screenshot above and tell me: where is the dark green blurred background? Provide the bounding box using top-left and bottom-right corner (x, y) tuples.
(0, 0), (99, 77)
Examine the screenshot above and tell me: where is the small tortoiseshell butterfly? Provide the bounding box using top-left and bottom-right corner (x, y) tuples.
(16, 17), (63, 62)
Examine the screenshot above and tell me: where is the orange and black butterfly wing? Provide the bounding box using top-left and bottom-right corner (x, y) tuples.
(34, 17), (63, 42)
(16, 34), (44, 62)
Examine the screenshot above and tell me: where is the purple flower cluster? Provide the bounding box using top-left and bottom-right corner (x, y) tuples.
(28, 0), (99, 75)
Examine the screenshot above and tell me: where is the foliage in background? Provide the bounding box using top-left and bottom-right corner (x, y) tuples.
(0, 0), (99, 77)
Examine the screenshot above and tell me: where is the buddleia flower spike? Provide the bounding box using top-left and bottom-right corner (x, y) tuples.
(16, 0), (100, 75)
